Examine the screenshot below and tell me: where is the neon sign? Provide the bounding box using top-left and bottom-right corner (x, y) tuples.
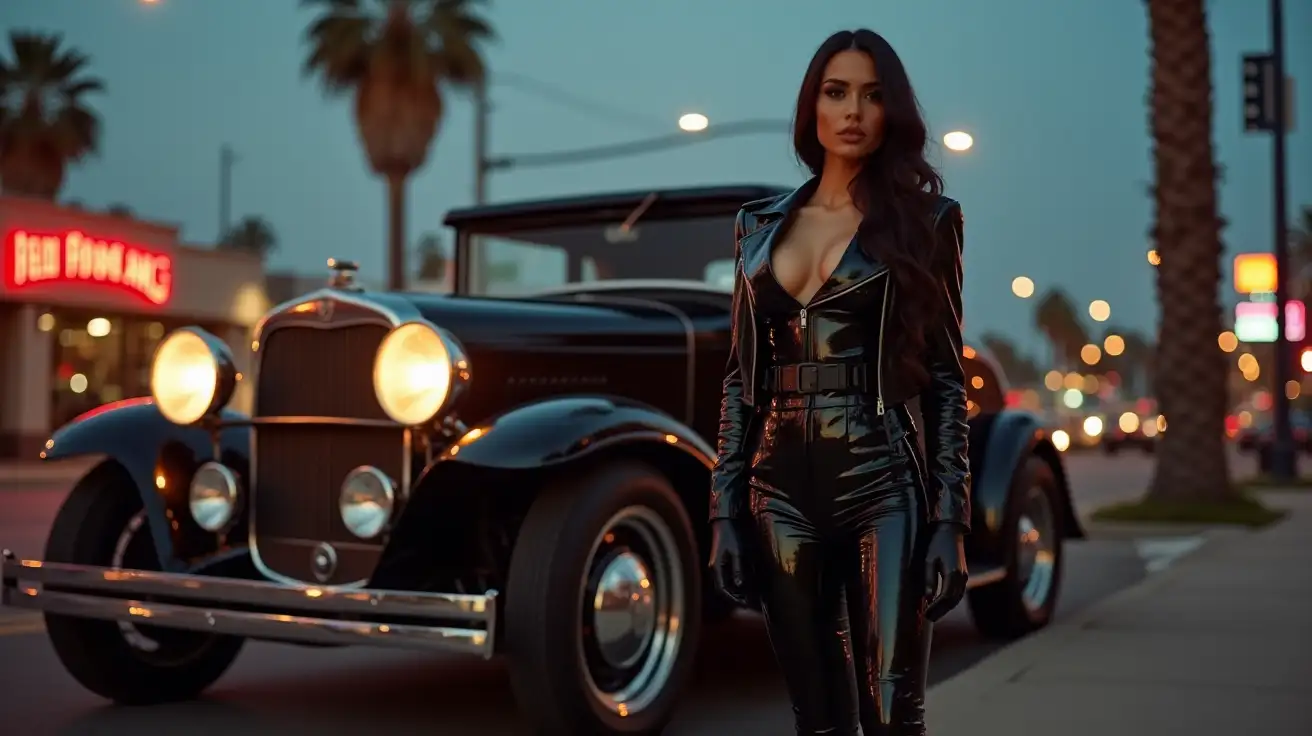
(3, 229), (173, 306)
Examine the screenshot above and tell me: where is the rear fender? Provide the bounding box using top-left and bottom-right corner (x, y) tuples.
(966, 409), (1083, 567)
(371, 396), (714, 588)
(40, 397), (252, 572)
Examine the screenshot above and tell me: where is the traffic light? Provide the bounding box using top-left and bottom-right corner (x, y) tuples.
(1243, 53), (1276, 132)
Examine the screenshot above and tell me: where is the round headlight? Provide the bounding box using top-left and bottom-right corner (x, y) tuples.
(339, 466), (395, 540)
(189, 462), (240, 532)
(150, 328), (237, 425)
(372, 321), (469, 426)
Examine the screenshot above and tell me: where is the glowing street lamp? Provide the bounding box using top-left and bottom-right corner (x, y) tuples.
(943, 131), (974, 152)
(678, 113), (710, 133)
(1011, 276), (1035, 298)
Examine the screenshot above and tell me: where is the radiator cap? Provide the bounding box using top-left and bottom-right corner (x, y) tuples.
(327, 258), (361, 290)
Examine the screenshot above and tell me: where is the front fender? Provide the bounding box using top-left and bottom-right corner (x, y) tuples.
(41, 397), (252, 571)
(966, 409), (1082, 565)
(369, 396), (714, 589)
(433, 395), (715, 472)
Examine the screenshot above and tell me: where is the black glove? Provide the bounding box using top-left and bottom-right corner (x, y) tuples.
(707, 519), (749, 606)
(924, 522), (968, 622)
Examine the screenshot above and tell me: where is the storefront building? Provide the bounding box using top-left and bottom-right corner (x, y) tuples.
(0, 196), (270, 459)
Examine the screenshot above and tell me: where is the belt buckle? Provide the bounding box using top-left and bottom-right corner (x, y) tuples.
(798, 363), (820, 393)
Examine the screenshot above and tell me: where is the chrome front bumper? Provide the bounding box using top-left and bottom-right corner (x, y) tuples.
(0, 551), (497, 658)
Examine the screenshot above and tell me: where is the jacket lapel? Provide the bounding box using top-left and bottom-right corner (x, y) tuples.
(736, 178), (817, 280)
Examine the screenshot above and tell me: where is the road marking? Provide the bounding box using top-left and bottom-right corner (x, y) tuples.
(1135, 536), (1205, 573)
(0, 613), (45, 637)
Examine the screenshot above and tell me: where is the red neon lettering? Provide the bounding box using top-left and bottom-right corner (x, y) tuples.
(3, 229), (173, 306)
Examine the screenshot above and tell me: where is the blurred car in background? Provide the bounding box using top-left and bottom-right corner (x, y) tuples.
(1236, 412), (1312, 453)
(1102, 408), (1163, 454)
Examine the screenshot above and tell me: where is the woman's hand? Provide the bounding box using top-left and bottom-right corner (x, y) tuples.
(708, 519), (749, 606)
(924, 522), (968, 621)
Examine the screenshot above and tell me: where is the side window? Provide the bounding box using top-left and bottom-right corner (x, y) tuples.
(476, 237), (567, 296)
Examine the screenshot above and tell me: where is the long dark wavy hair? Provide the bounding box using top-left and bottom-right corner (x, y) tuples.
(792, 29), (945, 385)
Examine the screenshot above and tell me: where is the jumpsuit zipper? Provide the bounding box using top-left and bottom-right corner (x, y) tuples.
(798, 270), (891, 414)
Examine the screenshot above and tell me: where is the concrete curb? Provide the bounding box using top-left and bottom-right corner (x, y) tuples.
(928, 511), (1282, 706)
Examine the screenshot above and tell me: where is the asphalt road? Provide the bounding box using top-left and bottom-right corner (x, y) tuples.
(0, 450), (1246, 736)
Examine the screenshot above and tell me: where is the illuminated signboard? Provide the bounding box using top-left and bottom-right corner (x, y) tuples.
(2, 229), (173, 306)
(1233, 299), (1305, 343)
(1234, 253), (1277, 294)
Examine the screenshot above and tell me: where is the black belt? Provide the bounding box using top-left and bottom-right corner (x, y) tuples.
(765, 362), (873, 394)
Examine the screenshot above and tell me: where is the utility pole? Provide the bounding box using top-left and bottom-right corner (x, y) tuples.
(1267, 0), (1295, 478)
(219, 144), (237, 241)
(473, 81), (489, 205)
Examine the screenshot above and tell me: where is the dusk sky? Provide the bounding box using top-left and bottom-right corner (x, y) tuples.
(3, 0), (1309, 350)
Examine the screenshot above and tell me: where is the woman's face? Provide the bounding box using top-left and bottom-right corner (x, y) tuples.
(814, 49), (884, 161)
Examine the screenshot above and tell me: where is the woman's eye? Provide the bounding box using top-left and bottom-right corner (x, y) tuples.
(866, 90), (883, 102)
(824, 88), (845, 99)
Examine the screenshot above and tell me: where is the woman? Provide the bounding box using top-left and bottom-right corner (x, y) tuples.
(707, 28), (972, 735)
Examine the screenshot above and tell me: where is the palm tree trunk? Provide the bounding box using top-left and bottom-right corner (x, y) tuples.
(386, 172), (407, 291)
(1145, 0), (1233, 501)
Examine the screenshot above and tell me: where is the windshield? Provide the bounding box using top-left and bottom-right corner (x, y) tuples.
(462, 214), (737, 297)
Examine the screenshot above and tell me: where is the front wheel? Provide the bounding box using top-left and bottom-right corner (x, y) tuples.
(504, 461), (701, 735)
(967, 455), (1064, 640)
(42, 462), (244, 705)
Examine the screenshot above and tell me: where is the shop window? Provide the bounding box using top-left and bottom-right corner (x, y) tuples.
(45, 311), (191, 428)
(51, 315), (127, 427)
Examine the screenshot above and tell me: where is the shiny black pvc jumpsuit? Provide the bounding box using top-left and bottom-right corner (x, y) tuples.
(752, 255), (932, 735)
(709, 189), (972, 736)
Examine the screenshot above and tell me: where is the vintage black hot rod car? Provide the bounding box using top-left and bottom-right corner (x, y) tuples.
(1, 185), (1081, 735)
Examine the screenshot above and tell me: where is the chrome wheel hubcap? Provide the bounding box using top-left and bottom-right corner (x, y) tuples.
(580, 506), (685, 717)
(592, 551), (658, 670)
(1016, 486), (1057, 613)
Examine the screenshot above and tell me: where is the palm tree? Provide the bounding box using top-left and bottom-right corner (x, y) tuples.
(219, 216), (278, 258)
(302, 0), (493, 291)
(980, 332), (1040, 387)
(1034, 289), (1087, 369)
(1144, 0), (1232, 501)
(415, 231), (448, 283)
(0, 32), (104, 199)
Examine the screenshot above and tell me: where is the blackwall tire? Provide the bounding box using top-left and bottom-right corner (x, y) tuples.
(966, 455), (1065, 640)
(504, 461), (702, 735)
(42, 462), (244, 705)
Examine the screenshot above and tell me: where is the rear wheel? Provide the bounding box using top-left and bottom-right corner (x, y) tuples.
(504, 461), (701, 735)
(42, 462), (244, 705)
(967, 455), (1064, 639)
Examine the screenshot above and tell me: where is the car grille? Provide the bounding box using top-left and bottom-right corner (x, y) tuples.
(251, 423), (404, 585)
(250, 321), (402, 585)
(255, 324), (391, 420)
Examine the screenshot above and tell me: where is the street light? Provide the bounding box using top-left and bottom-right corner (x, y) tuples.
(678, 113), (710, 133)
(943, 131), (974, 152)
(1011, 276), (1035, 298)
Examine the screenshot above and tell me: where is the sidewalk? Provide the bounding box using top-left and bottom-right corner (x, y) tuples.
(927, 491), (1312, 735)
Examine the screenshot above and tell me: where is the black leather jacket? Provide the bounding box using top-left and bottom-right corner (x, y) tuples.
(708, 181), (972, 530)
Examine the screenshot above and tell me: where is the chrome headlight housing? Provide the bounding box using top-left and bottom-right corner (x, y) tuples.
(372, 320), (470, 426)
(339, 466), (395, 540)
(150, 327), (237, 425)
(189, 462), (240, 532)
